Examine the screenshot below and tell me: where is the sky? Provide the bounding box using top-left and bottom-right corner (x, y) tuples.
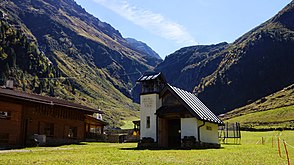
(74, 0), (291, 59)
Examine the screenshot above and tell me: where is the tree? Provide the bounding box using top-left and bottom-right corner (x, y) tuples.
(49, 85), (55, 97)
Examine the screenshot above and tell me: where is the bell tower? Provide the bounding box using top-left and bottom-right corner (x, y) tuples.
(137, 72), (166, 142)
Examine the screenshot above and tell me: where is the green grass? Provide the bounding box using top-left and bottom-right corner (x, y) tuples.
(223, 84), (294, 120)
(120, 117), (140, 129)
(1, 131), (293, 164)
(222, 84), (294, 129)
(225, 105), (294, 129)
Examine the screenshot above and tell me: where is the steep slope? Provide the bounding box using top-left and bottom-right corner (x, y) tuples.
(0, 0), (161, 126)
(129, 43), (228, 103)
(155, 42), (228, 91)
(222, 84), (294, 129)
(0, 15), (138, 127)
(223, 84), (294, 120)
(4, 0), (161, 92)
(194, 2), (294, 114)
(126, 38), (162, 60)
(0, 18), (57, 93)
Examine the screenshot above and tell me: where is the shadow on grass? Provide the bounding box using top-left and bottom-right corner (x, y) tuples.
(0, 142), (87, 151)
(120, 146), (225, 151)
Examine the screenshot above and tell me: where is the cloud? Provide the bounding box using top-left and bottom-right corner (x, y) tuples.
(92, 0), (197, 46)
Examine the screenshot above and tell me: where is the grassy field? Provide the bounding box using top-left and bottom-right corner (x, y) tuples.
(225, 105), (294, 129)
(0, 131), (293, 164)
(221, 84), (294, 129)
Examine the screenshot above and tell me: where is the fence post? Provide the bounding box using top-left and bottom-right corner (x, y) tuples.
(278, 137), (282, 158)
(283, 140), (290, 165)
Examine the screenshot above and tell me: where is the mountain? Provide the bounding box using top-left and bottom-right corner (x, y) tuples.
(125, 38), (162, 60)
(129, 42), (228, 104)
(0, 0), (160, 127)
(193, 2), (294, 114)
(221, 84), (294, 129)
(223, 84), (294, 120)
(154, 2), (294, 116)
(155, 42), (228, 91)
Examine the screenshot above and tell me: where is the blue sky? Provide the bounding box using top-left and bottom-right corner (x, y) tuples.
(74, 0), (291, 58)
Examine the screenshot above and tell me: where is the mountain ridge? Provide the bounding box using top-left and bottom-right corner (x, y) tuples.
(194, 1), (294, 114)
(0, 0), (161, 127)
(154, 1), (294, 116)
(125, 38), (162, 60)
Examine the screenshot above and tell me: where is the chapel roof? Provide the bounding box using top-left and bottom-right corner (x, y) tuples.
(165, 84), (223, 124)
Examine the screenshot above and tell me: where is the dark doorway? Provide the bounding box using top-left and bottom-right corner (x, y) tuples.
(168, 119), (181, 148)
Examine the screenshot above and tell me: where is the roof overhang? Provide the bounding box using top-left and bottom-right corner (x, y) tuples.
(0, 88), (101, 113)
(159, 84), (223, 125)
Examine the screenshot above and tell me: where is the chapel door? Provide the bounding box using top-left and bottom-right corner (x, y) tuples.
(168, 119), (181, 148)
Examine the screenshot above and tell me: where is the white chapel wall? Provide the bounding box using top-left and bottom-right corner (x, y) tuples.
(180, 118), (198, 139)
(198, 121), (219, 144)
(140, 94), (162, 141)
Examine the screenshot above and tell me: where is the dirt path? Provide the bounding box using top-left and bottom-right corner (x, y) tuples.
(0, 150), (32, 154)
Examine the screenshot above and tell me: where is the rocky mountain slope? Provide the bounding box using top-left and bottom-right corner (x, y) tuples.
(2, 0), (294, 126)
(155, 42), (228, 91)
(195, 1), (294, 114)
(155, 1), (294, 115)
(0, 0), (161, 126)
(125, 38), (162, 60)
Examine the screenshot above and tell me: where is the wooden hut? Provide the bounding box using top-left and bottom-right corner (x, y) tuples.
(0, 87), (103, 148)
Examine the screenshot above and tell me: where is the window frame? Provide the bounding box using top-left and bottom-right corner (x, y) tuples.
(146, 116), (150, 128)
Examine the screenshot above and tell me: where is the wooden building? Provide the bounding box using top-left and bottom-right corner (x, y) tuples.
(137, 73), (223, 149)
(0, 87), (105, 148)
(85, 115), (107, 140)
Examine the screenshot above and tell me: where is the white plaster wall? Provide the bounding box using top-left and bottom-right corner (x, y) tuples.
(198, 121), (219, 144)
(140, 94), (161, 141)
(181, 118), (198, 139)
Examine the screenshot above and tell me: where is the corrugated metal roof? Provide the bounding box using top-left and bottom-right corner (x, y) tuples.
(0, 88), (100, 113)
(137, 72), (163, 82)
(167, 84), (223, 124)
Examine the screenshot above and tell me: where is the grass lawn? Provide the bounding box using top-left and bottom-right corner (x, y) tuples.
(225, 105), (294, 129)
(120, 117), (140, 129)
(1, 131), (293, 164)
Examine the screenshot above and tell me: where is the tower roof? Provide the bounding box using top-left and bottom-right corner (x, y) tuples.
(137, 72), (166, 83)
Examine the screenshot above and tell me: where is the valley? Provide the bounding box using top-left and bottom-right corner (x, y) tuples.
(0, 0), (293, 129)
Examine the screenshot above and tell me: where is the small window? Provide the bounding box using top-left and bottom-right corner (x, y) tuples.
(206, 126), (212, 131)
(146, 116), (150, 128)
(90, 127), (102, 134)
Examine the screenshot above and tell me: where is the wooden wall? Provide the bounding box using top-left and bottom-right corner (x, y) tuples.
(23, 103), (86, 145)
(0, 99), (90, 147)
(0, 101), (23, 147)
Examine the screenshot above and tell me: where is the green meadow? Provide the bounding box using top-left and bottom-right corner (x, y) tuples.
(1, 131), (293, 165)
(225, 105), (294, 129)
